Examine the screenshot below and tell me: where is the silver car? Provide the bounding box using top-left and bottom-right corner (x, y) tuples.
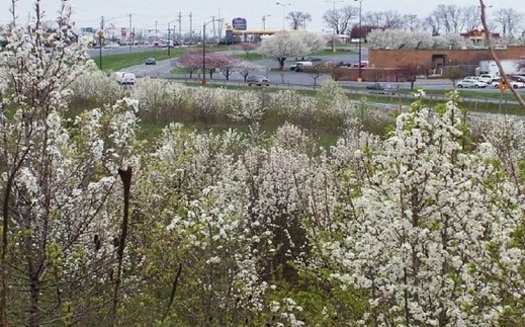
(456, 78), (488, 88)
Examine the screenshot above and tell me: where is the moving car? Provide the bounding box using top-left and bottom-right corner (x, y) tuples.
(145, 58), (156, 65)
(113, 72), (136, 85)
(366, 83), (396, 94)
(511, 75), (525, 82)
(294, 61), (314, 72)
(479, 73), (500, 82)
(456, 78), (488, 88)
(492, 80), (525, 89)
(247, 75), (270, 86)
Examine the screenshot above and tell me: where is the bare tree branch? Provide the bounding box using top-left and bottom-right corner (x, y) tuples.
(479, 0), (525, 110)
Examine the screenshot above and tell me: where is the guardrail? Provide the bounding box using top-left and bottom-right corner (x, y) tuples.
(133, 73), (522, 106)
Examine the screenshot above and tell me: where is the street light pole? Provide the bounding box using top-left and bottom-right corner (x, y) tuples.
(97, 30), (104, 69)
(202, 19), (216, 85)
(262, 14), (271, 31)
(327, 0), (343, 53)
(275, 2), (291, 30)
(354, 0), (363, 82)
(168, 22), (171, 57)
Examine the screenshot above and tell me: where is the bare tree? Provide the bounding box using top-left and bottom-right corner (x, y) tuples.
(434, 4), (466, 34)
(401, 14), (421, 32)
(383, 10), (403, 29)
(463, 5), (480, 32)
(286, 11), (312, 30)
(322, 5), (358, 35)
(494, 8), (524, 37)
(442, 66), (467, 87)
(363, 11), (383, 28)
(397, 63), (427, 89)
(362, 10), (403, 29)
(423, 14), (441, 36)
(303, 64), (329, 89)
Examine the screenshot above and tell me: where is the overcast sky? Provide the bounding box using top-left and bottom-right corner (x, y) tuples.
(1, 0), (524, 34)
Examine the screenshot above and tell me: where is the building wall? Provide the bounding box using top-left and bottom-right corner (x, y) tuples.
(369, 46), (525, 69)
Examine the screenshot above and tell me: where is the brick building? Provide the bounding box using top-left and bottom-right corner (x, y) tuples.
(368, 46), (525, 69)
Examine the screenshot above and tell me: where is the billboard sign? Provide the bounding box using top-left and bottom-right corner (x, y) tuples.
(232, 17), (247, 30)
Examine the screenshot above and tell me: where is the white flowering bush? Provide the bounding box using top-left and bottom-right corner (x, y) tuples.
(4, 3), (525, 327)
(69, 64), (124, 109)
(311, 93), (525, 326)
(0, 3), (143, 326)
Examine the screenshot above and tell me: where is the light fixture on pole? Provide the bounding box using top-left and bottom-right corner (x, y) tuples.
(97, 29), (104, 69)
(354, 0), (363, 82)
(202, 19), (217, 85)
(262, 14), (271, 31)
(327, 0), (343, 53)
(275, 2), (291, 30)
(167, 19), (178, 57)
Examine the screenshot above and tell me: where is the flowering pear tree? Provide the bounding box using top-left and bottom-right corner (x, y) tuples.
(257, 31), (308, 70)
(0, 2), (141, 326)
(293, 31), (326, 54)
(367, 29), (471, 49)
(318, 94), (525, 326)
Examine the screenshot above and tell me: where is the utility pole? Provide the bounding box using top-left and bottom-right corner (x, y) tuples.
(217, 8), (223, 43)
(326, 0), (343, 52)
(189, 12), (193, 45)
(128, 13), (133, 53)
(262, 14), (271, 31)
(178, 12), (182, 44)
(155, 20), (158, 41)
(168, 23), (171, 57)
(98, 15), (104, 69)
(212, 16), (216, 41)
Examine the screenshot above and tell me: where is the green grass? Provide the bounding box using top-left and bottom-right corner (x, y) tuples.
(93, 48), (186, 71)
(235, 53), (264, 61)
(181, 82), (525, 116)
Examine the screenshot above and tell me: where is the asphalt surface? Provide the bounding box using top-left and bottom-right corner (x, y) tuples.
(113, 47), (525, 98)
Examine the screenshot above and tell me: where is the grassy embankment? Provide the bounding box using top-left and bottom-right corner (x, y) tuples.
(94, 48), (525, 145)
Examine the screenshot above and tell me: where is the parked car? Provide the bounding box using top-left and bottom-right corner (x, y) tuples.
(474, 76), (492, 84)
(247, 75), (270, 86)
(304, 57), (322, 62)
(145, 57), (156, 65)
(511, 75), (525, 82)
(492, 80), (525, 89)
(366, 83), (396, 94)
(479, 73), (500, 82)
(456, 78), (488, 88)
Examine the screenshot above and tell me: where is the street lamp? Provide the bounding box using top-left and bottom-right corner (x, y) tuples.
(97, 29), (104, 69)
(275, 2), (291, 30)
(354, 0), (363, 82)
(262, 14), (271, 31)
(202, 19), (217, 85)
(327, 1), (343, 53)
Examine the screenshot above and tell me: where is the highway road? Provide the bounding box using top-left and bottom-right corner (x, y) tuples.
(113, 48), (525, 95)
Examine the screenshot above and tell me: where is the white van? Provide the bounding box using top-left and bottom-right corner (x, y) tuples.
(113, 72), (136, 85)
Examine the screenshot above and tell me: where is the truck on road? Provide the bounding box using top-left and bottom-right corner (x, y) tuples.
(478, 59), (520, 77)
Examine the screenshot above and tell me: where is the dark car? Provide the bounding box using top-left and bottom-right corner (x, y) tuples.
(511, 75), (525, 82)
(247, 75), (270, 86)
(304, 57), (322, 62)
(145, 58), (156, 65)
(366, 83), (397, 94)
